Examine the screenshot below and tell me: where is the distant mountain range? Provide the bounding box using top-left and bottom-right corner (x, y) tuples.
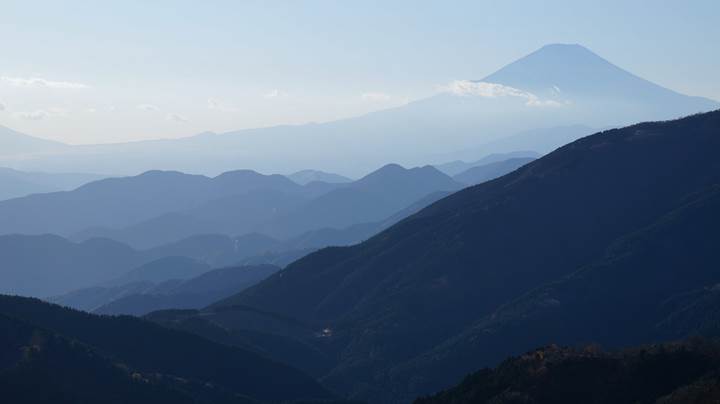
(288, 169), (353, 185)
(0, 235), (147, 296)
(452, 157), (536, 185)
(106, 256), (210, 286)
(47, 187), (461, 311)
(0, 167), (103, 201)
(0, 44), (716, 176)
(0, 161), (470, 251)
(71, 189), (311, 248)
(0, 160), (485, 297)
(52, 264), (281, 315)
(95, 264), (280, 316)
(0, 125), (69, 157)
(0, 169), (305, 237)
(159, 110), (720, 402)
(434, 150), (539, 176)
(258, 164), (463, 238)
(78, 163), (461, 246)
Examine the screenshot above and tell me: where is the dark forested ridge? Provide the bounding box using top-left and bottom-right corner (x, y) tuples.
(0, 295), (335, 403)
(393, 180), (720, 393)
(415, 339), (720, 404)
(201, 110), (720, 402)
(0, 313), (258, 403)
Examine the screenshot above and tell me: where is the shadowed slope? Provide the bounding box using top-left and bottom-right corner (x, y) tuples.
(0, 295), (334, 402)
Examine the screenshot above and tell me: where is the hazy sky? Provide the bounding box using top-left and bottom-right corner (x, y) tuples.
(1, 0), (718, 144)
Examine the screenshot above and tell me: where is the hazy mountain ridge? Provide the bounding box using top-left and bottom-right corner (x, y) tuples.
(2, 164), (463, 299)
(0, 125), (70, 157)
(0, 234), (145, 296)
(288, 169), (353, 185)
(0, 162), (462, 251)
(92, 264), (282, 316)
(0, 167), (104, 201)
(107, 256), (211, 286)
(452, 157), (536, 185)
(0, 169), (305, 238)
(258, 164), (463, 238)
(43, 188), (458, 308)
(73, 189), (310, 249)
(49, 282), (159, 313)
(434, 151), (540, 176)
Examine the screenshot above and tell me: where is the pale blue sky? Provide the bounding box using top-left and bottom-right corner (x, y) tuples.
(0, 0), (718, 143)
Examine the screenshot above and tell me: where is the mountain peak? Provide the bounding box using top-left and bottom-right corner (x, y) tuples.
(354, 163), (458, 191)
(356, 163), (407, 183)
(537, 42), (593, 52)
(287, 169), (352, 185)
(0, 125), (69, 157)
(213, 169), (264, 180)
(213, 169), (299, 183)
(376, 163), (406, 172)
(367, 163), (451, 179)
(478, 43), (719, 111)
(480, 43), (619, 93)
(528, 43), (610, 64)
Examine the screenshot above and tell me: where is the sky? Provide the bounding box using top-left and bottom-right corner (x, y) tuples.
(0, 0), (718, 144)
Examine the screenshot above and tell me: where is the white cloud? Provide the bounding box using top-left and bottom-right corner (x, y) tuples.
(439, 80), (563, 107)
(526, 97), (564, 107)
(263, 89), (288, 99)
(0, 101), (5, 112)
(207, 98), (221, 109)
(1, 76), (89, 89)
(137, 104), (160, 112)
(14, 108), (68, 120)
(361, 92), (392, 102)
(46, 107), (68, 115)
(207, 97), (240, 112)
(166, 113), (189, 123)
(15, 110), (50, 120)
